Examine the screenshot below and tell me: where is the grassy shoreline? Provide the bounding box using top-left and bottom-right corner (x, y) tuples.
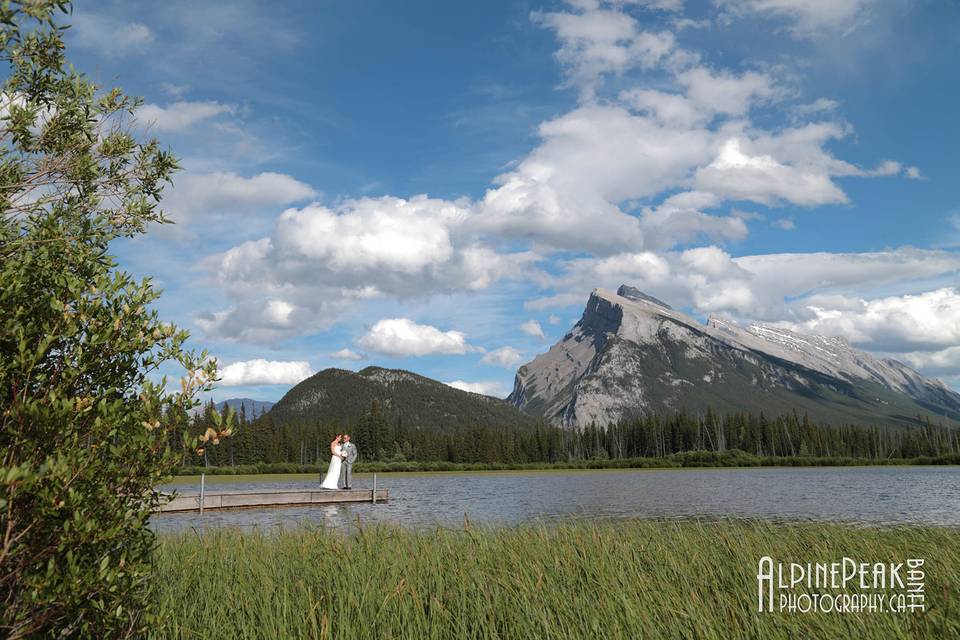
(151, 520), (959, 639)
(175, 449), (960, 477)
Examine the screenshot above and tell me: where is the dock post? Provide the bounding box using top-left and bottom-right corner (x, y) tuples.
(372, 473), (377, 504)
(199, 473), (205, 515)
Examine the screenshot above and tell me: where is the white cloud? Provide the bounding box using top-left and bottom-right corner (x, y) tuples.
(193, 0), (920, 349)
(70, 12), (154, 57)
(358, 318), (474, 357)
(218, 359), (313, 386)
(638, 198), (748, 249)
(533, 247), (960, 323)
(445, 380), (508, 397)
(548, 314), (562, 325)
(164, 171), (317, 226)
(619, 88), (706, 127)
(481, 346), (526, 368)
(330, 348), (365, 361)
(470, 10), (897, 256)
(899, 347), (960, 378)
(137, 101), (235, 132)
(695, 138), (848, 207)
(521, 319), (546, 339)
(195, 295), (349, 345)
(714, 0), (876, 36)
(772, 218), (795, 230)
(781, 289), (960, 353)
(274, 197), (464, 275)
(200, 195), (537, 342)
(676, 67), (780, 117)
(532, 4), (675, 98)
(905, 166), (924, 180)
(476, 104), (715, 253)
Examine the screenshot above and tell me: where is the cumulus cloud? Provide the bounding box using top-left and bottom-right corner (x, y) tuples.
(137, 101), (235, 132)
(469, 5), (903, 256)
(200, 195), (537, 342)
(164, 171), (317, 227)
(781, 289), (960, 353)
(481, 346), (526, 368)
(899, 348), (960, 378)
(695, 138), (848, 207)
(218, 359), (313, 386)
(521, 319), (546, 339)
(676, 67), (780, 117)
(534, 247), (960, 321)
(193, 0), (925, 354)
(445, 380), (508, 397)
(533, 3), (675, 98)
(358, 318), (475, 357)
(330, 348), (365, 361)
(475, 104), (715, 253)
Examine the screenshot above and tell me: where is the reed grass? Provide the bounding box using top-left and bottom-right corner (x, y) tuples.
(151, 520), (959, 639)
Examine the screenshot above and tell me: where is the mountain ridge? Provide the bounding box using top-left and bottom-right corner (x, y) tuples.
(508, 285), (960, 428)
(266, 365), (537, 430)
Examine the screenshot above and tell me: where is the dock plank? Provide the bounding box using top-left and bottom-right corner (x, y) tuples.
(155, 488), (388, 513)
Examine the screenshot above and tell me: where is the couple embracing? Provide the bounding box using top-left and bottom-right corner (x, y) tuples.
(320, 433), (358, 490)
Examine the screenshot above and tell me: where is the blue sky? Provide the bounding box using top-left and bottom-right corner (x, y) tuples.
(66, 0), (960, 400)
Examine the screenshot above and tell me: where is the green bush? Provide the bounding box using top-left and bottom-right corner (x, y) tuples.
(0, 3), (222, 637)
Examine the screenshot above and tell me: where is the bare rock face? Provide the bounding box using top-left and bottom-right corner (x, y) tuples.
(508, 286), (960, 428)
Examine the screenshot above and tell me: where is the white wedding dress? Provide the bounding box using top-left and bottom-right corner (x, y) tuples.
(320, 445), (343, 489)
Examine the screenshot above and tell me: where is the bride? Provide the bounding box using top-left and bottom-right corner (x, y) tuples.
(320, 435), (345, 489)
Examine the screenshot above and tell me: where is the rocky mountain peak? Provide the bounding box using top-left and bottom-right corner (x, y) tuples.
(580, 289), (625, 337)
(615, 284), (673, 309)
(510, 287), (960, 428)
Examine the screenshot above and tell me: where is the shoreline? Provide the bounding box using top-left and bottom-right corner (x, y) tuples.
(164, 462), (960, 486)
(172, 450), (960, 478)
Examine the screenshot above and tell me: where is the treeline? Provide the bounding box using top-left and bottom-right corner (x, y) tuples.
(179, 401), (960, 469)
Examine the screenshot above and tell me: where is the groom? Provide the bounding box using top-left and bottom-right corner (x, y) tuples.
(338, 434), (358, 489)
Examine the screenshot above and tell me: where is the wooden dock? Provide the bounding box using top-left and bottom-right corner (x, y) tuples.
(155, 488), (389, 513)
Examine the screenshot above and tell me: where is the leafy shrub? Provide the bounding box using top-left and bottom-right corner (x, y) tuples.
(0, 3), (224, 637)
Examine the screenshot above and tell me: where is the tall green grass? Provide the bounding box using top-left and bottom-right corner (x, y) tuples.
(151, 520), (958, 639)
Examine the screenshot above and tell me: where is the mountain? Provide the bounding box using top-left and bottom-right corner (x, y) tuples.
(216, 398), (274, 417)
(267, 366), (537, 430)
(508, 285), (960, 428)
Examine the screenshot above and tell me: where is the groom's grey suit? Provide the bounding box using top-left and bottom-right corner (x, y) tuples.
(339, 442), (358, 489)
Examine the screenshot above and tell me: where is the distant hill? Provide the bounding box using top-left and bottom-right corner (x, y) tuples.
(267, 366), (536, 430)
(510, 285), (960, 428)
(215, 398), (274, 418)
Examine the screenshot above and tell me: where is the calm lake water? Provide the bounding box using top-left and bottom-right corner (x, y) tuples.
(151, 466), (960, 533)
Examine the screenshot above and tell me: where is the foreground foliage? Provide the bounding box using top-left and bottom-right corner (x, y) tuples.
(0, 2), (221, 637)
(153, 520), (958, 639)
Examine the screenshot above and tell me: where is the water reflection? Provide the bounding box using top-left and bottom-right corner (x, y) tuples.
(151, 466), (960, 534)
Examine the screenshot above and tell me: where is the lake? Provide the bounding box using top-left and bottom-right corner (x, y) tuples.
(151, 466), (960, 533)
